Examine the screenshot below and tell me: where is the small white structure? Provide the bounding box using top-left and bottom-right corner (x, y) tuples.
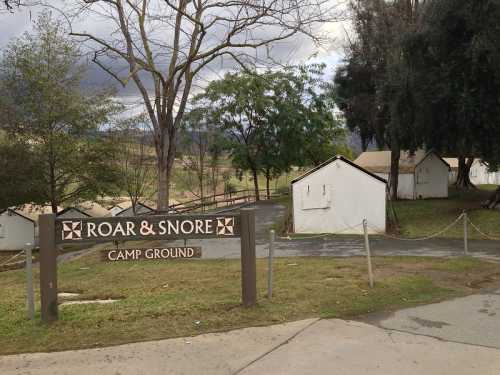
(445, 158), (500, 185)
(292, 155), (387, 234)
(355, 150), (450, 200)
(0, 209), (35, 251)
(116, 202), (155, 217)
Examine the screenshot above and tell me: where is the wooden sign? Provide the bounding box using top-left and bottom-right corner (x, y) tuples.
(38, 208), (256, 323)
(102, 247), (202, 261)
(54, 214), (240, 244)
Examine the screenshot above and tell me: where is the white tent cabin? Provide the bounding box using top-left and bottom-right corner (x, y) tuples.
(15, 204), (61, 246)
(0, 209), (35, 251)
(355, 150), (450, 200)
(444, 158), (500, 186)
(291, 155), (387, 235)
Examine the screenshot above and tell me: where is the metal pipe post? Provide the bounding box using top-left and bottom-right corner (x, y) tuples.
(363, 219), (374, 288)
(463, 210), (468, 255)
(268, 230), (275, 298)
(25, 246), (35, 320)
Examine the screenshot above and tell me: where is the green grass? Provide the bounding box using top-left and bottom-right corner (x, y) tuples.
(1, 253), (500, 355)
(392, 186), (500, 239)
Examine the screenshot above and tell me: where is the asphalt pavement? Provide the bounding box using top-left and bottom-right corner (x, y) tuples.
(164, 202), (500, 261)
(57, 201), (500, 263)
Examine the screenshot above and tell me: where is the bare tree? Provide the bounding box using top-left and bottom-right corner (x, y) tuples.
(116, 114), (157, 215)
(179, 108), (210, 206)
(69, 0), (342, 210)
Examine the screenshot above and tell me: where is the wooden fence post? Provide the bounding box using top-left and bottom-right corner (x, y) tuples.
(240, 208), (257, 307)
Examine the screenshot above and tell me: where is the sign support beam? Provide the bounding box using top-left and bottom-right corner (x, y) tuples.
(39, 214), (58, 323)
(240, 208), (257, 307)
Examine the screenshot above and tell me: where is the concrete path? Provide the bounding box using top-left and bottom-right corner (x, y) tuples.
(369, 289), (500, 349)
(4, 292), (500, 375)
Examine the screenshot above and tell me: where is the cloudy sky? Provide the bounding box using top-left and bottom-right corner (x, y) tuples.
(0, 2), (351, 114)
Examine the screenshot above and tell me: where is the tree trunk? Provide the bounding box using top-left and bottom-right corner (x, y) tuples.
(389, 143), (400, 201)
(156, 126), (176, 212)
(455, 156), (475, 189)
(157, 162), (169, 212)
(49, 160), (58, 214)
(485, 186), (500, 209)
(251, 168), (260, 201)
(265, 171), (271, 199)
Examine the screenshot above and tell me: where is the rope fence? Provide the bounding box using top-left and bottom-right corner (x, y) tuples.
(467, 218), (500, 241)
(0, 251), (25, 268)
(275, 212), (500, 243)
(267, 211), (500, 296)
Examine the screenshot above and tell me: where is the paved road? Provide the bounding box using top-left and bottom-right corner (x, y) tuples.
(58, 201), (500, 262)
(3, 291), (500, 375)
(161, 202), (500, 261)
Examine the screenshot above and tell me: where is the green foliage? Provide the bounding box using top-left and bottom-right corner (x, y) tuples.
(0, 139), (44, 209)
(406, 0), (500, 167)
(194, 65), (345, 197)
(0, 12), (121, 211)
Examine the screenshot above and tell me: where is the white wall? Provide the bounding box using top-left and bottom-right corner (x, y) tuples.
(376, 173), (415, 200)
(0, 212), (35, 251)
(293, 159), (386, 234)
(415, 153), (449, 198)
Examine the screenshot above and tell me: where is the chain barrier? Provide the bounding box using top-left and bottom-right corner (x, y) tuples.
(467, 218), (500, 241)
(278, 214), (468, 242)
(276, 222), (365, 240)
(367, 213), (465, 241)
(0, 251), (25, 267)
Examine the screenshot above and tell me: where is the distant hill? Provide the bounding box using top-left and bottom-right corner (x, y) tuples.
(346, 131), (380, 157)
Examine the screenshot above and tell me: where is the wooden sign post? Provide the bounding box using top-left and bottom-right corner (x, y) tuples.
(39, 210), (256, 323)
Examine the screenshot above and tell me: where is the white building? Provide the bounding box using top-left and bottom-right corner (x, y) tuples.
(355, 150), (449, 200)
(444, 158), (500, 185)
(292, 155), (387, 234)
(0, 209), (35, 251)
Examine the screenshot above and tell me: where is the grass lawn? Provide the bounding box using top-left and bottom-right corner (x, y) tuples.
(2, 253), (500, 355)
(392, 186), (500, 239)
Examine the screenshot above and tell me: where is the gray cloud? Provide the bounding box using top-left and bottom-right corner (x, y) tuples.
(0, 2), (349, 102)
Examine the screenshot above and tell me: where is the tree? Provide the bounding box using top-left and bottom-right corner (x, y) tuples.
(115, 114), (157, 215)
(69, 0), (341, 210)
(0, 12), (120, 213)
(0, 137), (44, 209)
(333, 52), (380, 151)
(334, 0), (424, 200)
(196, 65), (344, 200)
(179, 107), (213, 205)
(406, 0), (500, 193)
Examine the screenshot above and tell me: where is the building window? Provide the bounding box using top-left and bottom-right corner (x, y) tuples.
(301, 184), (332, 210)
